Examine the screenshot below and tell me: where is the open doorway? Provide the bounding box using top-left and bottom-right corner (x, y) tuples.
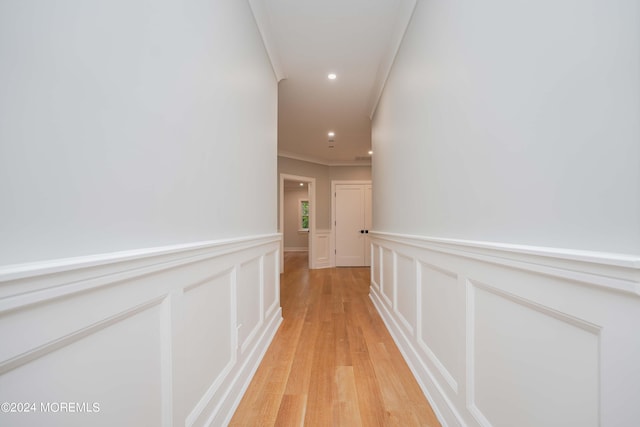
(283, 181), (309, 251)
(279, 173), (315, 272)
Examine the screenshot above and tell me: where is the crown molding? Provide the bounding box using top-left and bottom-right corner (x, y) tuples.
(248, 0), (287, 82)
(278, 151), (371, 167)
(368, 0), (417, 119)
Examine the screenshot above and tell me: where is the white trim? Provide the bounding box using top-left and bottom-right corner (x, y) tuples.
(331, 180), (373, 268)
(217, 304), (281, 426)
(0, 233), (280, 282)
(371, 231), (640, 296)
(371, 231), (640, 269)
(416, 261), (459, 394)
(0, 234), (282, 308)
(278, 151), (371, 167)
(368, 0), (418, 119)
(0, 233), (283, 426)
(247, 0), (286, 82)
(369, 231), (640, 427)
(0, 296), (165, 375)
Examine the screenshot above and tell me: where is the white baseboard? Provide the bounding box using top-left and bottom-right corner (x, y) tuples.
(0, 234), (283, 427)
(369, 231), (640, 427)
(209, 305), (282, 426)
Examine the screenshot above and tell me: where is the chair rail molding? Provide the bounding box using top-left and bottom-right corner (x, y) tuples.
(369, 231), (640, 427)
(0, 233), (283, 427)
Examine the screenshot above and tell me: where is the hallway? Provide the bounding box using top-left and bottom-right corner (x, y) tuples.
(230, 252), (440, 426)
(1, 1), (638, 425)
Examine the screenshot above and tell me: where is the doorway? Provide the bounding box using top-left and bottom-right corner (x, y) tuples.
(279, 173), (315, 272)
(332, 181), (372, 267)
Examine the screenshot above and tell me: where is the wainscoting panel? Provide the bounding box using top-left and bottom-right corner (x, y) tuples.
(237, 258), (262, 354)
(395, 253), (416, 336)
(470, 281), (599, 427)
(181, 271), (235, 426)
(0, 299), (166, 426)
(263, 251), (279, 318)
(313, 229), (332, 269)
(0, 234), (282, 427)
(418, 262), (461, 395)
(370, 232), (640, 427)
(371, 243), (381, 292)
(382, 248), (394, 305)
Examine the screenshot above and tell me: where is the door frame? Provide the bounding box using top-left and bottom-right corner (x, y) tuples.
(279, 173), (316, 271)
(331, 180), (372, 267)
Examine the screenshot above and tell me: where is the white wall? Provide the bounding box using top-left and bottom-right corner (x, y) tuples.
(283, 187), (308, 250)
(372, 1), (640, 426)
(373, 0), (640, 255)
(0, 1), (280, 425)
(0, 0), (277, 266)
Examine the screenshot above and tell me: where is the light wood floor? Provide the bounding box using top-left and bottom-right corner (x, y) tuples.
(230, 252), (440, 426)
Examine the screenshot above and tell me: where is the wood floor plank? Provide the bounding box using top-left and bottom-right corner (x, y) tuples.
(274, 394), (307, 427)
(334, 312), (352, 367)
(335, 366), (363, 427)
(352, 351), (388, 427)
(230, 252), (441, 426)
(304, 320), (336, 425)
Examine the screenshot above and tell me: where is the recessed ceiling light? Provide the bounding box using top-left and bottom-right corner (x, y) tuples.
(328, 131), (335, 137)
(328, 73), (337, 80)
(299, 183), (304, 186)
(368, 150), (373, 155)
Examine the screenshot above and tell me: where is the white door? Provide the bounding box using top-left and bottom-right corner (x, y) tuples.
(335, 184), (372, 267)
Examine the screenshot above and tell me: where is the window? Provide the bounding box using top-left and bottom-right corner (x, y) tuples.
(299, 199), (309, 231)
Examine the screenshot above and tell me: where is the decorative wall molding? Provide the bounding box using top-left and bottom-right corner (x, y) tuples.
(247, 0), (286, 81)
(0, 234), (281, 295)
(313, 229), (332, 269)
(278, 151), (372, 167)
(368, 0), (418, 119)
(0, 234), (282, 426)
(371, 231), (640, 296)
(370, 231), (640, 427)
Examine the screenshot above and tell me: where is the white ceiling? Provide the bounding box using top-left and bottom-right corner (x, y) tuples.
(249, 0), (416, 165)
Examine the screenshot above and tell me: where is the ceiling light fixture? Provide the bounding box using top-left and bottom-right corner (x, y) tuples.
(299, 183), (304, 186)
(328, 131), (335, 137)
(368, 150), (373, 155)
(327, 73), (337, 80)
